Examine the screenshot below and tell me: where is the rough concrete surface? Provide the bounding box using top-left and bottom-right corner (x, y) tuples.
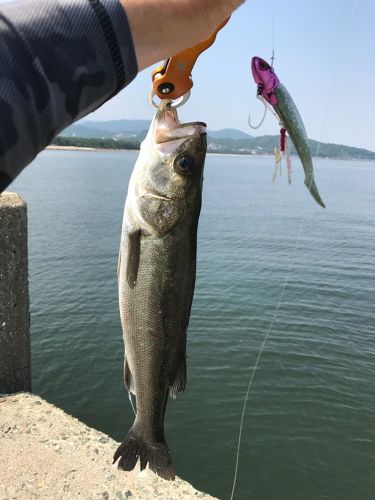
(0, 393), (216, 500)
(0, 192), (30, 393)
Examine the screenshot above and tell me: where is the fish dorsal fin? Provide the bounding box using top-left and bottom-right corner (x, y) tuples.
(126, 230), (141, 288)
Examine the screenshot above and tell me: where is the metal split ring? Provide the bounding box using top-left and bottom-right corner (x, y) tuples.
(147, 88), (191, 109)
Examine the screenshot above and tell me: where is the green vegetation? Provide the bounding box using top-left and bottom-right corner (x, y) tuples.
(52, 136), (140, 150)
(52, 133), (375, 160)
(206, 136), (375, 160)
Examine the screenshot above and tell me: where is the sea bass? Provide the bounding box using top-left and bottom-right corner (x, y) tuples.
(113, 100), (207, 480)
(252, 56), (325, 208)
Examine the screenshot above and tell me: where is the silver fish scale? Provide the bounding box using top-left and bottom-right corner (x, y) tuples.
(118, 228), (194, 434)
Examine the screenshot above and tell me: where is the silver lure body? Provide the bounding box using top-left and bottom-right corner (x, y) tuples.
(274, 84), (325, 208)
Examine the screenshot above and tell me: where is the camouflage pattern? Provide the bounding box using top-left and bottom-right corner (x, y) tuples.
(0, 0), (138, 192)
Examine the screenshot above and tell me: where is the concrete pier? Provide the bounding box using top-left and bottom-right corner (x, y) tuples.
(0, 393), (216, 499)
(0, 192), (31, 393)
(0, 194), (216, 498)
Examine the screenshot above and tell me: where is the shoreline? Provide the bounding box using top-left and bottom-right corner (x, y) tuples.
(45, 146), (375, 162)
(45, 145), (139, 153)
(45, 146), (280, 159)
(46, 145), (271, 157)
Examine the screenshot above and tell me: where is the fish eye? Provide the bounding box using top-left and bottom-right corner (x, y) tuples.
(259, 60), (269, 71)
(174, 154), (194, 174)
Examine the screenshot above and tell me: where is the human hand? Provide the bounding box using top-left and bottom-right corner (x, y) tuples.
(120, 0), (245, 70)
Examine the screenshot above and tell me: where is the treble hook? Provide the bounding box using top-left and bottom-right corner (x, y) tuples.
(248, 95), (267, 129)
(248, 88), (284, 130)
(248, 94), (270, 129)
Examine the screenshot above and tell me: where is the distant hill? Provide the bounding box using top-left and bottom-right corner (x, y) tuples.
(208, 129), (252, 140)
(83, 119), (150, 135)
(56, 120), (375, 160)
(206, 136), (375, 160)
(59, 124), (116, 139)
(61, 120), (150, 139)
(62, 121), (252, 140)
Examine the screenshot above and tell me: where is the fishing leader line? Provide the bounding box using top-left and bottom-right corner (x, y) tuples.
(230, 1), (359, 498)
(229, 186), (310, 500)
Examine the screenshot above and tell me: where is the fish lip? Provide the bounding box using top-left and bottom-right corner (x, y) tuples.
(155, 122), (207, 144)
(156, 132), (203, 144)
(141, 191), (175, 202)
(179, 121), (207, 128)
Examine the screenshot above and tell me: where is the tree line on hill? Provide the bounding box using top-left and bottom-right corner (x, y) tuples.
(52, 134), (375, 160)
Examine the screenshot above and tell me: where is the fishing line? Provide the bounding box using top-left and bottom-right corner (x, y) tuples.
(314, 0), (358, 158)
(128, 391), (136, 416)
(303, 0), (359, 474)
(230, 1), (359, 497)
(271, 0), (275, 68)
(248, 0), (277, 129)
(230, 198), (308, 500)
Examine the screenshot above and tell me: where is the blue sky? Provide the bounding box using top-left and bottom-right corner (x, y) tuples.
(91, 0), (374, 151)
(0, 0), (373, 151)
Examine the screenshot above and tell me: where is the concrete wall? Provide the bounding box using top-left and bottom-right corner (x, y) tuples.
(0, 393), (216, 499)
(0, 192), (31, 393)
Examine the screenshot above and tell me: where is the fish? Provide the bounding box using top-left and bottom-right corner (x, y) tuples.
(251, 56), (326, 208)
(113, 99), (207, 480)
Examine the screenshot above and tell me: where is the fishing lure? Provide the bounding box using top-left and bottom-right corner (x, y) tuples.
(272, 127), (292, 185)
(250, 57), (325, 208)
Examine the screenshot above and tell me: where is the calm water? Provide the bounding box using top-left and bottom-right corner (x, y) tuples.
(10, 150), (375, 500)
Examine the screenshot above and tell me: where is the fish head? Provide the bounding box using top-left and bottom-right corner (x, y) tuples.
(134, 102), (207, 235)
(251, 56), (280, 105)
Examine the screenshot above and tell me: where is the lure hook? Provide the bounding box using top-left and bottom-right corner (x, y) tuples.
(248, 95), (268, 129)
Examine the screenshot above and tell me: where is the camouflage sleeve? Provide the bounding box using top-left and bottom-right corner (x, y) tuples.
(0, 0), (138, 192)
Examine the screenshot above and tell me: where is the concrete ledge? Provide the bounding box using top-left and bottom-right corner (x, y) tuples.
(0, 393), (216, 500)
(0, 192), (30, 393)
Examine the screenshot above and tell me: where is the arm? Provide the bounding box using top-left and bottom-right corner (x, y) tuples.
(0, 0), (137, 192)
(123, 0), (245, 70)
(0, 0), (244, 192)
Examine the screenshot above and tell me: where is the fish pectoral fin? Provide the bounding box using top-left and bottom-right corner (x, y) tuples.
(124, 358), (136, 395)
(126, 230), (141, 288)
(169, 355), (186, 399)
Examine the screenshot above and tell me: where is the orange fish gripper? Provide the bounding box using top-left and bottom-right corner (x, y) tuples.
(150, 18), (229, 104)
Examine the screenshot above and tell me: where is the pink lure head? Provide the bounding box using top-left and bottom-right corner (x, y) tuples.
(251, 57), (280, 106)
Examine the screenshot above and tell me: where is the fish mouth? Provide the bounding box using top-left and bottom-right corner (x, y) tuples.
(154, 100), (206, 144)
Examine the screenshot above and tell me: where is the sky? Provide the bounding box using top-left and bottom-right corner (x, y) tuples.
(90, 0), (374, 151)
(0, 0), (374, 151)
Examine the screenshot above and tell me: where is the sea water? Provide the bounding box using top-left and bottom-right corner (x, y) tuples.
(10, 150), (375, 500)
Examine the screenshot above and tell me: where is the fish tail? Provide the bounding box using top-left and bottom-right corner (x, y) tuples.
(304, 176), (326, 208)
(113, 425), (175, 480)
